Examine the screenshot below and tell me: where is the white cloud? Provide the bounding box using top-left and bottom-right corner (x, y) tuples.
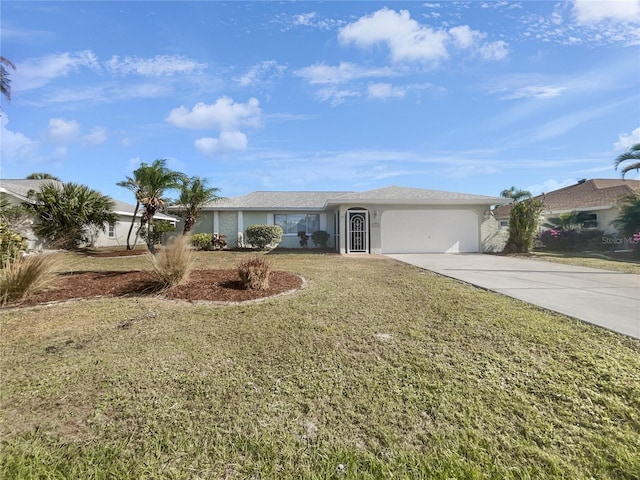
(0, 115), (41, 162)
(614, 126), (640, 150)
(293, 12), (317, 26)
(195, 131), (248, 156)
(294, 62), (397, 85)
(572, 0), (640, 24)
(367, 83), (406, 99)
(105, 54), (205, 76)
(15, 50), (100, 91)
(315, 87), (360, 106)
(526, 178), (576, 196)
(502, 85), (567, 100)
(82, 127), (107, 146)
(165, 97), (262, 131)
(339, 7), (449, 62)
(338, 8), (508, 63)
(236, 60), (286, 87)
(48, 118), (80, 144)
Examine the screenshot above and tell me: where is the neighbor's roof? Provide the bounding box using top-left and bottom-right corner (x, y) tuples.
(326, 186), (508, 206)
(111, 198), (179, 222)
(0, 179), (178, 221)
(493, 179), (640, 218)
(0, 179), (64, 202)
(201, 191), (354, 210)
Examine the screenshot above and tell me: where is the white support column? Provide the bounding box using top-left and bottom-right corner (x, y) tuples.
(237, 211), (244, 247)
(213, 211), (219, 234)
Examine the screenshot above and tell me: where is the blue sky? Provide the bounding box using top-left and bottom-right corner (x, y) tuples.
(1, 0), (639, 203)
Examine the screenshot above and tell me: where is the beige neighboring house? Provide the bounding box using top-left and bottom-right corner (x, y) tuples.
(172, 185), (509, 254)
(0, 179), (179, 249)
(493, 178), (640, 234)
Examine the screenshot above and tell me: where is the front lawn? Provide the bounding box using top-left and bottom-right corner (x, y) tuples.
(1, 252), (639, 479)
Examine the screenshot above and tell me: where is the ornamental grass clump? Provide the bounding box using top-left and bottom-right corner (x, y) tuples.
(237, 256), (271, 290)
(148, 234), (195, 289)
(0, 254), (61, 306)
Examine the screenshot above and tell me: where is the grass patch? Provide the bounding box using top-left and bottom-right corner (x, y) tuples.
(1, 252), (639, 479)
(531, 251), (640, 274)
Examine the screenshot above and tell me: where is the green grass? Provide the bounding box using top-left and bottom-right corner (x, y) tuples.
(1, 252), (639, 479)
(531, 251), (640, 274)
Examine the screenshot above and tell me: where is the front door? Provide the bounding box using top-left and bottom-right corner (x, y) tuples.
(347, 209), (369, 253)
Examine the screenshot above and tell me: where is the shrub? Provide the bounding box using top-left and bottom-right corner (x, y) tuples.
(237, 256), (271, 290)
(140, 219), (176, 246)
(311, 230), (330, 248)
(0, 254), (61, 306)
(148, 235), (195, 288)
(504, 198), (544, 253)
(245, 225), (283, 250)
(538, 229), (606, 252)
(0, 221), (27, 267)
(191, 233), (213, 251)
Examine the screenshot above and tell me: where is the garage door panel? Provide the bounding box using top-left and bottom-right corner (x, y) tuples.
(381, 209), (478, 253)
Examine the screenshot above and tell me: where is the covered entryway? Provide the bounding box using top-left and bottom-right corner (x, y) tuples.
(347, 209), (369, 253)
(381, 209), (479, 253)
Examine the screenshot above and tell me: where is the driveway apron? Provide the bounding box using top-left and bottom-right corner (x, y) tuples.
(386, 254), (640, 339)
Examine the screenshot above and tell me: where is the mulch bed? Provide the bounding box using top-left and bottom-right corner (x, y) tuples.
(15, 269), (304, 307)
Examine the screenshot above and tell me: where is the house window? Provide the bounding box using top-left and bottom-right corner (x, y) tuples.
(274, 214), (320, 235)
(499, 220), (509, 230)
(582, 213), (597, 229)
(108, 222), (116, 238)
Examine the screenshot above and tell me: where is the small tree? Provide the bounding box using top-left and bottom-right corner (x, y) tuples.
(613, 194), (640, 236)
(504, 197), (544, 253)
(140, 219), (176, 246)
(245, 225), (283, 250)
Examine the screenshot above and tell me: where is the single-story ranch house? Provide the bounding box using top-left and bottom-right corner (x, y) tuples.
(177, 186), (509, 254)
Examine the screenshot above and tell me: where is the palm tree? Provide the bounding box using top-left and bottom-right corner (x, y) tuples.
(500, 186), (532, 203)
(116, 175), (144, 250)
(613, 194), (640, 236)
(614, 143), (640, 178)
(175, 176), (221, 235)
(27, 181), (117, 249)
(26, 172), (61, 181)
(1, 56), (16, 103)
(119, 159), (186, 253)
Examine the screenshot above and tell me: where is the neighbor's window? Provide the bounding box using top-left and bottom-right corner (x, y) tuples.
(582, 213), (597, 229)
(108, 222), (116, 238)
(274, 214), (320, 235)
(499, 220), (509, 230)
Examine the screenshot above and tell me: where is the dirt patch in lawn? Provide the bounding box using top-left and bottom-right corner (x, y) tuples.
(12, 269), (304, 307)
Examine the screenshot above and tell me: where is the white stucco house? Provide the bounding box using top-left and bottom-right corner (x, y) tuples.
(0, 179), (178, 249)
(176, 186), (509, 254)
(493, 179), (640, 234)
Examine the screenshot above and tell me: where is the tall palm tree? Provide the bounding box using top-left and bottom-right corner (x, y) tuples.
(1, 56), (16, 103)
(614, 143), (640, 178)
(116, 175), (144, 250)
(176, 176), (221, 235)
(500, 186), (532, 203)
(119, 159), (186, 253)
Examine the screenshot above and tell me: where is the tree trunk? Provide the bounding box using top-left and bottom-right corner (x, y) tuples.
(126, 201), (140, 250)
(182, 214), (195, 235)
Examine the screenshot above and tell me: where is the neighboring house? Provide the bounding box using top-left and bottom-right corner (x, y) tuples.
(493, 179), (640, 234)
(0, 179), (178, 249)
(173, 186), (508, 254)
(98, 199), (179, 248)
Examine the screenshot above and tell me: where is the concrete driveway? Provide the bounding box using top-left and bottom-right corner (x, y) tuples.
(386, 254), (640, 339)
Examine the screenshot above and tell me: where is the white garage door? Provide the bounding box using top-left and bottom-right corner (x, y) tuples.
(381, 209), (479, 253)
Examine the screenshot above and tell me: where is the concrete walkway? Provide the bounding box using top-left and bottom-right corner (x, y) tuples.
(386, 254), (640, 339)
